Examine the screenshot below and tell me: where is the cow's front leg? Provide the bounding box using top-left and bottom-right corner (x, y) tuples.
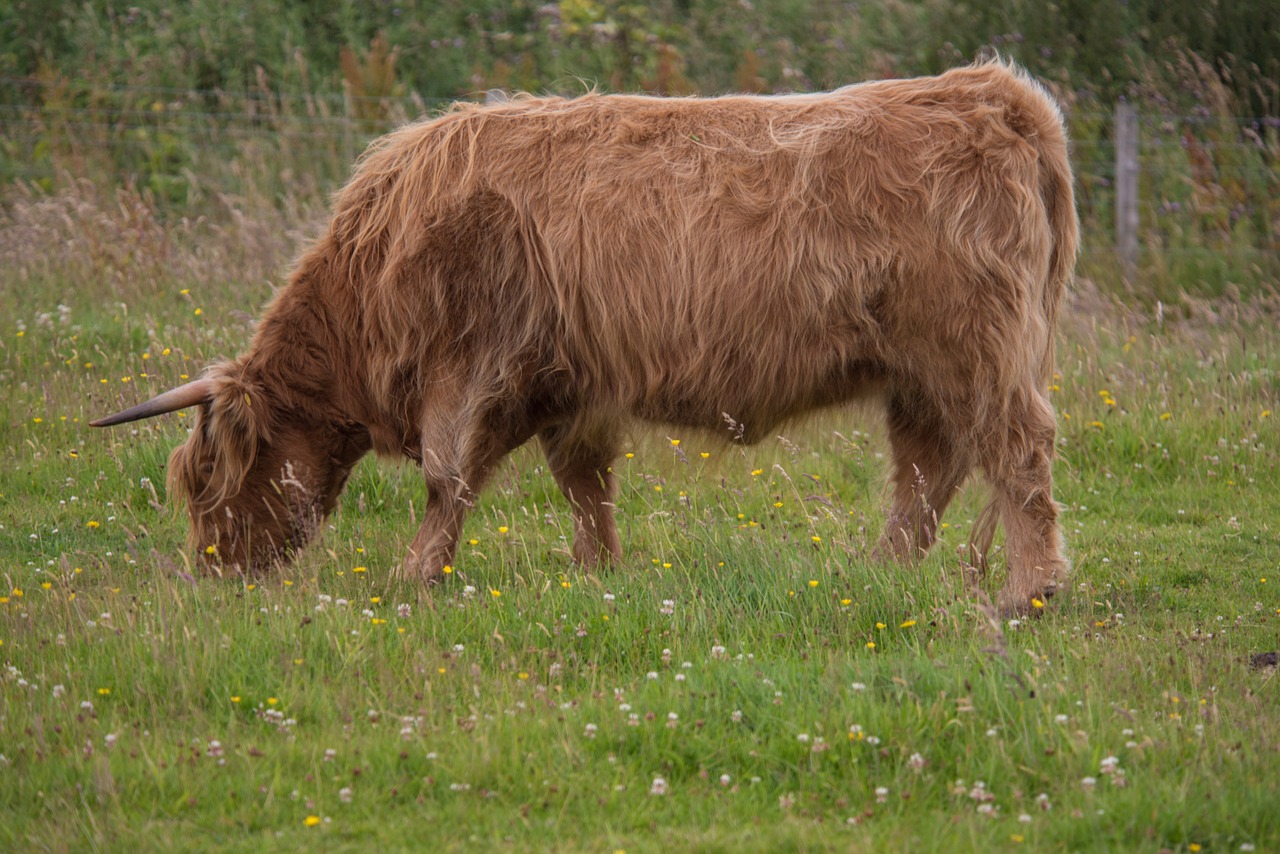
(402, 487), (468, 583)
(400, 396), (534, 586)
(539, 421), (621, 567)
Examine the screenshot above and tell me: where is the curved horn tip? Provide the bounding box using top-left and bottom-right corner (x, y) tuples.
(90, 378), (214, 428)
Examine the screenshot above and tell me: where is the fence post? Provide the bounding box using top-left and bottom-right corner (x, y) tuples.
(1115, 101), (1140, 285)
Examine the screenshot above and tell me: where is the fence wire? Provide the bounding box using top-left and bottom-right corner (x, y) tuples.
(2, 83), (1277, 268)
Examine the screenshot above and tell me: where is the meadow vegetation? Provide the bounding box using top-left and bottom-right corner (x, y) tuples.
(1, 1), (1278, 850)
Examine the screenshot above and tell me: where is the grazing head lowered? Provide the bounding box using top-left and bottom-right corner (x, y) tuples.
(93, 305), (372, 572)
(94, 60), (1077, 614)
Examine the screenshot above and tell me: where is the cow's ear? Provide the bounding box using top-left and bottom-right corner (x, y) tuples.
(201, 364), (273, 497)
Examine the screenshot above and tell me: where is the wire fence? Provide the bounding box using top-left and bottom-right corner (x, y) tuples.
(2, 80), (1278, 290)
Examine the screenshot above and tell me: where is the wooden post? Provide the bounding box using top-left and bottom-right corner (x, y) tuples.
(1115, 101), (1140, 285)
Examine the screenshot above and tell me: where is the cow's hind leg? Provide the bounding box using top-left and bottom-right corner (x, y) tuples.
(875, 389), (974, 562)
(540, 420), (621, 567)
(980, 385), (1068, 615)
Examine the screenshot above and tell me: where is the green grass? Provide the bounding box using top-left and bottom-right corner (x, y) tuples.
(1, 191), (1278, 852)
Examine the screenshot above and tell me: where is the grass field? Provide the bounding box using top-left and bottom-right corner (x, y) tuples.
(1, 185), (1278, 852)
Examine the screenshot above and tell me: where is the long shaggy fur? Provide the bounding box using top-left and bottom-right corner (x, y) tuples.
(166, 61), (1077, 613)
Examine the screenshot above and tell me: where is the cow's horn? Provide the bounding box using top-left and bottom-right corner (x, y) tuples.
(90, 378), (214, 427)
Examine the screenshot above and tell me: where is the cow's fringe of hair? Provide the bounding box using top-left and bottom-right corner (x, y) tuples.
(167, 363), (273, 514)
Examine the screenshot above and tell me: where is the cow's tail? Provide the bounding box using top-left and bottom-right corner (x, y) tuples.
(1035, 91), (1079, 386)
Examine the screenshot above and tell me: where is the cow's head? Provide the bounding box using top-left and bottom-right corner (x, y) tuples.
(92, 363), (370, 573)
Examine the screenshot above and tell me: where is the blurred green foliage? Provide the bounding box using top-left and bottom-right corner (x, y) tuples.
(2, 1), (1275, 110)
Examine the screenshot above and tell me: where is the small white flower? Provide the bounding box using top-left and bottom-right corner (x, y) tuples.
(397, 603), (411, 617)
(584, 723), (598, 738)
(1081, 776), (1097, 790)
(851, 682), (867, 692)
(650, 777), (668, 796)
(339, 786), (353, 803)
(719, 774), (732, 787)
(908, 752), (926, 771)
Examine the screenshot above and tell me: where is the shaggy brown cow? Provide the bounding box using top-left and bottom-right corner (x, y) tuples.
(93, 61), (1077, 614)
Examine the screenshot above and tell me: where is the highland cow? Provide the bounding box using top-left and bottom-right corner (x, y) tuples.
(93, 61), (1078, 614)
